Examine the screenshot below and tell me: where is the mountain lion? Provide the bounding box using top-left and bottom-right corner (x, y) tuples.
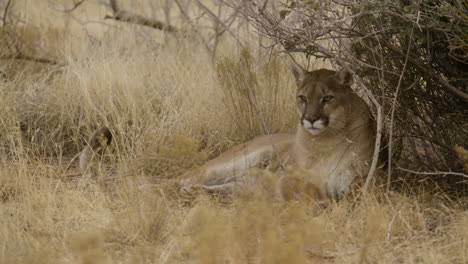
(178, 65), (375, 200)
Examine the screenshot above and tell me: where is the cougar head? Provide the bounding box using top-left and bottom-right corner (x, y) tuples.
(291, 64), (354, 136)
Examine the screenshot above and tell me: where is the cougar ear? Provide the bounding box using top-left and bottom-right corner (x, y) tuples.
(336, 68), (353, 86)
(290, 63), (306, 86)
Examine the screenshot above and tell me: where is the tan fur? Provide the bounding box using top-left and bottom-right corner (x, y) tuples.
(180, 66), (375, 201)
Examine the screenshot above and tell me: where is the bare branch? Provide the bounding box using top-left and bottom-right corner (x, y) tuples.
(216, 6), (242, 40)
(173, 0), (213, 55)
(0, 54), (59, 65)
(397, 166), (468, 178)
(193, 0), (243, 47)
(387, 24), (415, 193)
(386, 207), (402, 241)
(105, 0), (177, 33)
(104, 11), (177, 32)
(48, 0), (86, 13)
(3, 0), (12, 26)
(363, 104), (383, 192)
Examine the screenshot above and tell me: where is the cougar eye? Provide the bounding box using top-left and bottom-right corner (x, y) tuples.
(322, 95), (334, 104)
(298, 95), (307, 103)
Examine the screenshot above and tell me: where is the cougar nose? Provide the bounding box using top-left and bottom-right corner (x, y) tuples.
(306, 115), (320, 123)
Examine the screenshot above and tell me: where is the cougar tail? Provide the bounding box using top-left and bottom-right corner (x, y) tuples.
(79, 127), (113, 173)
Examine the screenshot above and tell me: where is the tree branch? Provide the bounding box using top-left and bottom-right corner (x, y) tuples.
(0, 54), (59, 65)
(397, 166), (468, 179)
(3, 0), (12, 26)
(193, 0), (243, 47)
(173, 0), (213, 55)
(48, 0), (86, 13)
(387, 24), (415, 193)
(105, 0), (177, 33)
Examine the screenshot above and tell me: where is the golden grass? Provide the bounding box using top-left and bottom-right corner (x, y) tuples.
(0, 4), (467, 263)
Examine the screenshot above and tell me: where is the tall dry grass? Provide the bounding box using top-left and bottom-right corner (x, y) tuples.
(0, 2), (467, 263)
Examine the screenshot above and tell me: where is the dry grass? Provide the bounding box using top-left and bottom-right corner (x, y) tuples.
(0, 2), (467, 264)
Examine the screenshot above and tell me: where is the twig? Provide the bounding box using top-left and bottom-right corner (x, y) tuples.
(48, 0), (86, 13)
(0, 54), (59, 65)
(105, 0), (177, 33)
(363, 103), (383, 192)
(386, 207), (402, 241)
(214, 7), (242, 45)
(193, 0), (243, 47)
(104, 11), (177, 32)
(173, 0), (213, 55)
(212, 3), (223, 58)
(397, 166), (468, 178)
(363, 31), (387, 192)
(387, 24), (415, 193)
(3, 0), (12, 26)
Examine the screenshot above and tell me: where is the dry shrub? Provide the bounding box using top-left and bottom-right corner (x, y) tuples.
(216, 48), (296, 142)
